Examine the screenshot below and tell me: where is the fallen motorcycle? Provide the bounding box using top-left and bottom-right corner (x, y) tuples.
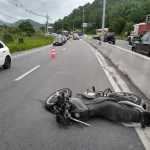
(45, 87), (149, 128)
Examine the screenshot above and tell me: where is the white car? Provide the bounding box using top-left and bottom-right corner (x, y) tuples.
(73, 33), (79, 40)
(0, 41), (11, 69)
(51, 33), (57, 37)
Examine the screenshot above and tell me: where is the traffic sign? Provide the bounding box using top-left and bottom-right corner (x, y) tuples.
(82, 23), (88, 27)
(88, 23), (92, 27)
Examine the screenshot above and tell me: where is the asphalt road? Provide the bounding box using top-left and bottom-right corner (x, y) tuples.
(115, 40), (132, 50)
(0, 39), (145, 150)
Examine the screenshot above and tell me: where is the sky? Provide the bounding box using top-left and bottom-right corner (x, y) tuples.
(0, 0), (94, 24)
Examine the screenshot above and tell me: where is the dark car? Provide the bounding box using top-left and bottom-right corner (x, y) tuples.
(132, 32), (150, 57)
(103, 32), (116, 44)
(92, 35), (101, 41)
(53, 37), (64, 46)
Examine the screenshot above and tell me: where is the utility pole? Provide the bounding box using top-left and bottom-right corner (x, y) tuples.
(45, 23), (47, 34)
(46, 14), (49, 34)
(73, 20), (74, 31)
(62, 22), (63, 31)
(83, 7), (84, 35)
(101, 0), (106, 42)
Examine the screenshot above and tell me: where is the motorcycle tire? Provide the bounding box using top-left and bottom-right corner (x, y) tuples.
(108, 92), (142, 105)
(45, 88), (72, 114)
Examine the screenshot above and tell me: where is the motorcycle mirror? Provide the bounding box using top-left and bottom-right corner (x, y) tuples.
(62, 92), (65, 101)
(92, 86), (96, 92)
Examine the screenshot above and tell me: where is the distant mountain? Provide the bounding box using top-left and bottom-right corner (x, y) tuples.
(11, 19), (45, 28)
(0, 20), (10, 25)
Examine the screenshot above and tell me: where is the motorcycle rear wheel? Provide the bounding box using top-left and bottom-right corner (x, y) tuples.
(108, 92), (142, 105)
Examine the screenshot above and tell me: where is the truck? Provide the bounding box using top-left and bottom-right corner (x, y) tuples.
(128, 14), (150, 45)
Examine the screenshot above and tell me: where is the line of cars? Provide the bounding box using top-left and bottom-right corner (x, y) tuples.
(53, 34), (70, 46)
(132, 32), (150, 57)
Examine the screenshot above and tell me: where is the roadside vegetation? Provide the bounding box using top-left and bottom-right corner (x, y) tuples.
(0, 21), (53, 53)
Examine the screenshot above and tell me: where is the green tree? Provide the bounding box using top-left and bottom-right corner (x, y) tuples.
(39, 26), (45, 33)
(53, 0), (150, 35)
(2, 31), (14, 44)
(18, 21), (35, 36)
(109, 17), (126, 34)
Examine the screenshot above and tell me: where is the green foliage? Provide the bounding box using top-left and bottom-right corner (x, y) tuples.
(34, 28), (44, 36)
(109, 17), (126, 34)
(2, 32), (14, 44)
(39, 26), (45, 32)
(53, 0), (150, 35)
(123, 22), (135, 32)
(7, 36), (54, 53)
(18, 21), (35, 36)
(0, 25), (53, 53)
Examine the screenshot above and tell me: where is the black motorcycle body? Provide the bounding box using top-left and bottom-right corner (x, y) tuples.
(45, 87), (147, 127)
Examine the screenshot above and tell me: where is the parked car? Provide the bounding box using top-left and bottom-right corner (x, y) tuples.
(73, 33), (79, 40)
(132, 32), (150, 57)
(69, 34), (72, 38)
(103, 32), (116, 44)
(0, 40), (11, 69)
(92, 35), (101, 40)
(51, 33), (57, 37)
(53, 37), (64, 46)
(57, 35), (66, 44)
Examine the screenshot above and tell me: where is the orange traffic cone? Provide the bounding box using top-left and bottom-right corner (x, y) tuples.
(51, 47), (56, 58)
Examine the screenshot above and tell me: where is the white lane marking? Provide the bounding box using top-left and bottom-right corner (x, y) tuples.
(14, 65), (41, 81)
(12, 45), (50, 59)
(62, 48), (66, 51)
(87, 43), (150, 150)
(109, 44), (130, 52)
(127, 45), (132, 47)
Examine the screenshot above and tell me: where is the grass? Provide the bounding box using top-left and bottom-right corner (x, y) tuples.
(116, 34), (127, 40)
(7, 35), (54, 53)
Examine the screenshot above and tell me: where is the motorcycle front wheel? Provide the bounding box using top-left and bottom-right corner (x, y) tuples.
(45, 88), (72, 114)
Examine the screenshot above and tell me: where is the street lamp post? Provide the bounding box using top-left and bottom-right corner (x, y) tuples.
(83, 7), (84, 35)
(101, 0), (106, 42)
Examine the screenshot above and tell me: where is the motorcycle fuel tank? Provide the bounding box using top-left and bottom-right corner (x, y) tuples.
(69, 98), (90, 120)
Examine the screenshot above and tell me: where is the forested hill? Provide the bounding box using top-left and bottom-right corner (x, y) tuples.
(54, 0), (150, 34)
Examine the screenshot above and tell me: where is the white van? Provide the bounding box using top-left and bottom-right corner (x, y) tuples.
(0, 41), (11, 69)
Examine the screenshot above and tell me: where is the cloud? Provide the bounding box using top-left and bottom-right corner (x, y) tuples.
(0, 0), (94, 24)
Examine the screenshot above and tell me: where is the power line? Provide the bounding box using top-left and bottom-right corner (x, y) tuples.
(6, 0), (51, 20)
(0, 12), (18, 22)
